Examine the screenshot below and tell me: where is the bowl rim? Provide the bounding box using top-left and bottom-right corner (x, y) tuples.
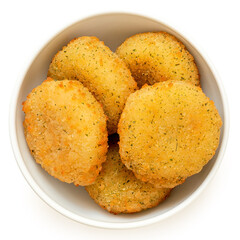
(9, 12), (230, 229)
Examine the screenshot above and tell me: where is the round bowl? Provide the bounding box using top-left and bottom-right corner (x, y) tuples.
(10, 12), (229, 229)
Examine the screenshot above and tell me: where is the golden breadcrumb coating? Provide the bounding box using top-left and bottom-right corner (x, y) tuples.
(23, 78), (108, 186)
(48, 36), (138, 134)
(118, 81), (222, 188)
(116, 32), (200, 88)
(86, 140), (171, 214)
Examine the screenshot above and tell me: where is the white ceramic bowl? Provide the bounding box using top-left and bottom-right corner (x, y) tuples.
(10, 13), (229, 229)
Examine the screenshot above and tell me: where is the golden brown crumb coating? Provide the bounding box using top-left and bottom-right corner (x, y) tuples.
(118, 81), (222, 188)
(48, 36), (138, 134)
(85, 141), (171, 214)
(116, 32), (200, 88)
(23, 78), (108, 186)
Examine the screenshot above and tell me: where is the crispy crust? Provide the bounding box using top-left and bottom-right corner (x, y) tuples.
(23, 78), (108, 186)
(116, 32), (200, 88)
(118, 81), (222, 188)
(48, 36), (138, 134)
(85, 141), (171, 214)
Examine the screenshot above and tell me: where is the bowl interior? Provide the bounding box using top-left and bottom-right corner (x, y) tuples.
(14, 13), (226, 227)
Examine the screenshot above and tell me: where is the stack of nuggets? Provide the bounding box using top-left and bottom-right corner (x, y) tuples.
(23, 32), (222, 214)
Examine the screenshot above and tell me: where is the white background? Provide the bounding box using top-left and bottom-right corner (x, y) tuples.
(1, 0), (239, 239)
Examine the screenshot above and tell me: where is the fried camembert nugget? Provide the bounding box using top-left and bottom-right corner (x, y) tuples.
(85, 140), (171, 214)
(23, 78), (108, 186)
(116, 32), (200, 88)
(48, 37), (138, 134)
(118, 81), (222, 188)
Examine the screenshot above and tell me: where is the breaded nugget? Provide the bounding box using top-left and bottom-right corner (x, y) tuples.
(116, 32), (200, 88)
(48, 36), (138, 134)
(118, 81), (222, 188)
(85, 140), (171, 214)
(23, 78), (108, 186)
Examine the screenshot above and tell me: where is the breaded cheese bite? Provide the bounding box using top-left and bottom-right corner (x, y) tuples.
(23, 78), (108, 186)
(48, 36), (138, 134)
(116, 32), (200, 88)
(85, 140), (171, 214)
(118, 81), (222, 188)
